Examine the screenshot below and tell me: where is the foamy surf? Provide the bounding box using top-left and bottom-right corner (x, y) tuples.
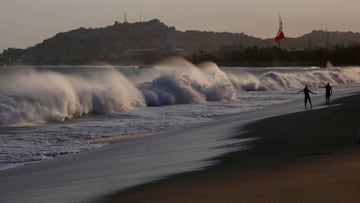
(0, 68), (145, 126)
(1, 58), (360, 126)
(0, 58), (360, 171)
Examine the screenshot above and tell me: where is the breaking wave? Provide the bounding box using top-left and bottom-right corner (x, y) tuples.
(138, 58), (360, 105)
(139, 59), (238, 105)
(1, 57), (360, 126)
(0, 68), (145, 126)
(259, 67), (360, 90)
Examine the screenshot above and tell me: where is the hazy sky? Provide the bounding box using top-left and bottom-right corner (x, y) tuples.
(1, 0), (359, 51)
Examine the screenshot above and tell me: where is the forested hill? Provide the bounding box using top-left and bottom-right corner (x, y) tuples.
(1, 19), (360, 65)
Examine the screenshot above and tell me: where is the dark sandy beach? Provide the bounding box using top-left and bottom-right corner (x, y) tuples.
(104, 93), (360, 203)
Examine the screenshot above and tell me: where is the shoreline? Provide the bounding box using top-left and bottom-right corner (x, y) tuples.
(0, 90), (358, 203)
(104, 93), (360, 202)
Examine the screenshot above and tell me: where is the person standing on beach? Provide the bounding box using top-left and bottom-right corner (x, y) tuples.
(298, 86), (316, 109)
(321, 83), (332, 104)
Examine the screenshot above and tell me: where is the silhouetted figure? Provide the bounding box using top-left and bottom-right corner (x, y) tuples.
(298, 86), (316, 109)
(321, 83), (332, 104)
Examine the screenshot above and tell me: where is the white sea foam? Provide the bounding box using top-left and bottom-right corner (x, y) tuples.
(259, 67), (360, 90)
(1, 58), (360, 126)
(138, 57), (360, 105)
(139, 58), (239, 105)
(0, 68), (145, 126)
(1, 62), (360, 171)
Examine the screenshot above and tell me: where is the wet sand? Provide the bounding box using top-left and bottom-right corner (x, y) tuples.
(106, 94), (360, 203)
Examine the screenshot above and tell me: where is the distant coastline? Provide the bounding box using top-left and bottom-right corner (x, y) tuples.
(1, 19), (360, 67)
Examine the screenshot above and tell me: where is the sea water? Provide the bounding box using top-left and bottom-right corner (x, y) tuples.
(1, 57), (360, 170)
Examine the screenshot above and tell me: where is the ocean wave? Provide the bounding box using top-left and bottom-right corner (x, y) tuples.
(139, 59), (237, 106)
(259, 67), (360, 90)
(0, 68), (145, 126)
(1, 58), (360, 126)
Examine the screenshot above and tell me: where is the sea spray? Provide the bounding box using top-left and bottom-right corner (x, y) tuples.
(0, 68), (145, 126)
(138, 58), (360, 105)
(139, 57), (239, 106)
(1, 61), (360, 126)
(259, 67), (360, 90)
(1, 65), (360, 171)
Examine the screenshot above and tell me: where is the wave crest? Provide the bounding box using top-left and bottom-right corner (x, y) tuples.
(1, 58), (360, 126)
(0, 69), (145, 126)
(139, 58), (238, 106)
(259, 67), (360, 90)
